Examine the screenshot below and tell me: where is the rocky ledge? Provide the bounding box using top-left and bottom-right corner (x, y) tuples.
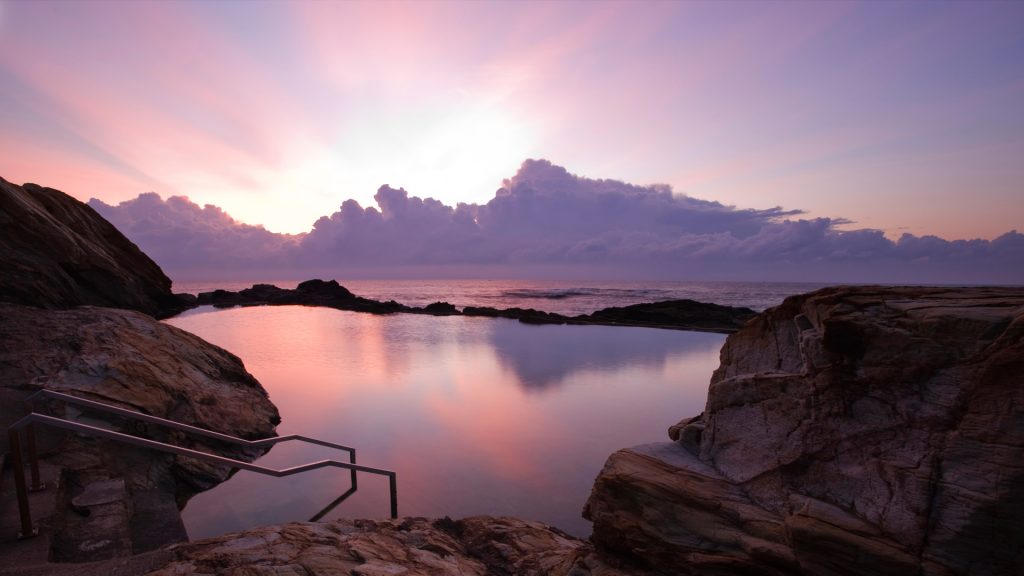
(190, 279), (756, 333)
(0, 304), (280, 563)
(142, 516), (638, 576)
(0, 178), (186, 318)
(584, 286), (1024, 575)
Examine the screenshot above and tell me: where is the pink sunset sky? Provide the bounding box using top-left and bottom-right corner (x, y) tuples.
(2, 0), (1022, 242)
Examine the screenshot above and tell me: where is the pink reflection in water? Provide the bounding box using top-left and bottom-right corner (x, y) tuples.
(166, 305), (723, 538)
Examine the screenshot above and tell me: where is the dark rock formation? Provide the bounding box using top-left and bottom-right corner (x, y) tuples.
(580, 299), (755, 333)
(584, 286), (1024, 575)
(0, 303), (281, 561)
(190, 280), (755, 333)
(462, 305), (570, 325)
(196, 279), (406, 314)
(0, 177), (186, 318)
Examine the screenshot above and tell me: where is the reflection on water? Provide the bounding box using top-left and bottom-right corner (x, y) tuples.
(166, 305), (724, 538)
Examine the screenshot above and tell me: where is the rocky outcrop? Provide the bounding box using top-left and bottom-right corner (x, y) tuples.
(580, 299), (755, 333)
(0, 303), (281, 560)
(0, 177), (185, 318)
(197, 279), (407, 315)
(191, 280), (756, 333)
(143, 516), (637, 576)
(584, 286), (1024, 575)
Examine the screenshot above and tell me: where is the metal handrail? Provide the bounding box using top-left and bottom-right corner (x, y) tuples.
(7, 393), (398, 539)
(27, 389), (357, 458)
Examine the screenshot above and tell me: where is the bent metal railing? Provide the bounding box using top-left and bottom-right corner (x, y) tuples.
(6, 389), (397, 539)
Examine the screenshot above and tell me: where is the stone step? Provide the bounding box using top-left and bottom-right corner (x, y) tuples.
(128, 489), (188, 553)
(0, 455), (189, 574)
(49, 472), (132, 563)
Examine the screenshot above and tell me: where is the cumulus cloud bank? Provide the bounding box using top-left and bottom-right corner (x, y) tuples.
(90, 160), (1024, 283)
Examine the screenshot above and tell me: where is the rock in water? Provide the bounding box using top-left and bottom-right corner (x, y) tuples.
(0, 177), (182, 317)
(584, 286), (1024, 575)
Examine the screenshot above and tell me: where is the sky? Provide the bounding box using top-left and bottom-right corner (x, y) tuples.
(87, 158), (1024, 283)
(1, 0), (1022, 238)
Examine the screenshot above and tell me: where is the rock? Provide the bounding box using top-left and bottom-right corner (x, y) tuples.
(585, 286), (1024, 575)
(423, 301), (460, 315)
(0, 177), (183, 318)
(578, 300), (756, 333)
(144, 516), (638, 576)
(463, 305), (568, 325)
(0, 303), (281, 558)
(295, 278), (355, 301)
(0, 303), (280, 495)
(194, 279), (410, 314)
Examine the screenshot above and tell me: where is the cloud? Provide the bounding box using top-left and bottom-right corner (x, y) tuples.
(88, 160), (1024, 284)
(89, 193), (301, 275)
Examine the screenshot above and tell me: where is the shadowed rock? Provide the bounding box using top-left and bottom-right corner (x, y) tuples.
(584, 285), (1024, 575)
(0, 177), (187, 318)
(577, 299), (755, 332)
(0, 303), (281, 561)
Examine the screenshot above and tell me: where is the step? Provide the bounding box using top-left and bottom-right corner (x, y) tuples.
(128, 489), (188, 553)
(49, 473), (132, 562)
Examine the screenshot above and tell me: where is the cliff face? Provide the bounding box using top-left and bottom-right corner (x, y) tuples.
(585, 286), (1024, 575)
(0, 177), (181, 317)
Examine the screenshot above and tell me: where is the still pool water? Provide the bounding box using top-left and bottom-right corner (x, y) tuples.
(165, 305), (725, 539)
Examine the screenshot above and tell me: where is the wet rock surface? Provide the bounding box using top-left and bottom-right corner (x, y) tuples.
(585, 286), (1024, 575)
(0, 177), (186, 318)
(191, 280), (756, 333)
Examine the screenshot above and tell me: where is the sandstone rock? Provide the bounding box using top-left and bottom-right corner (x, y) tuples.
(0, 177), (184, 317)
(0, 303), (281, 559)
(144, 516), (637, 576)
(585, 286), (1024, 575)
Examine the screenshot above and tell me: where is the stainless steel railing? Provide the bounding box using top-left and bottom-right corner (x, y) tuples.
(6, 389), (398, 539)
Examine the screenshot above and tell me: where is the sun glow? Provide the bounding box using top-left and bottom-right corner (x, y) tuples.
(245, 101), (538, 233)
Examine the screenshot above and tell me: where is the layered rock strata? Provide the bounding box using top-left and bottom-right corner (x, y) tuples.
(0, 178), (185, 318)
(585, 286), (1024, 575)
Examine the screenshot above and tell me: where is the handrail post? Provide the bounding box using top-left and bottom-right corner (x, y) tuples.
(389, 473), (398, 519)
(27, 423), (45, 491)
(7, 428), (37, 539)
(349, 448), (358, 491)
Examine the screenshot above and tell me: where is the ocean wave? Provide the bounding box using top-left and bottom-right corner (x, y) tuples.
(500, 287), (672, 301)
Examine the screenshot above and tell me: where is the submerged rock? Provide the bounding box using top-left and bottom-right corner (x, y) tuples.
(0, 177), (186, 318)
(584, 286), (1024, 575)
